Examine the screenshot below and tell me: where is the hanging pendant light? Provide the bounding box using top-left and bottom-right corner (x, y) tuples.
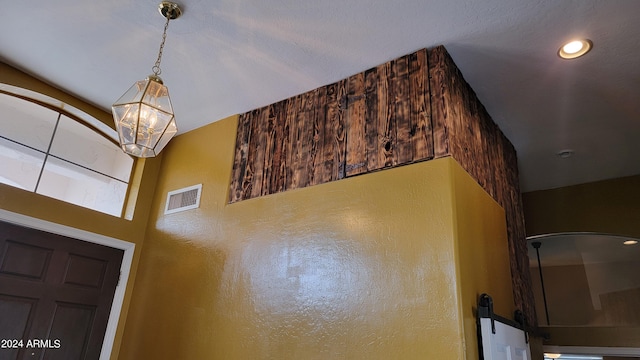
(112, 2), (182, 158)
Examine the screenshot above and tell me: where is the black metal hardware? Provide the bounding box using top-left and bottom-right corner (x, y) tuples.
(514, 309), (529, 344)
(478, 293), (496, 334)
(477, 293), (535, 360)
(532, 241), (551, 325)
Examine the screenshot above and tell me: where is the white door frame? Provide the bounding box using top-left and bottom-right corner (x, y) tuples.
(0, 209), (135, 360)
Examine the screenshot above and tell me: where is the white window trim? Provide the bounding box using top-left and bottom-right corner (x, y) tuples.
(0, 84), (134, 217)
(0, 83), (117, 142)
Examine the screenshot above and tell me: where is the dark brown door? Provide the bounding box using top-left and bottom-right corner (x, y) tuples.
(0, 220), (123, 360)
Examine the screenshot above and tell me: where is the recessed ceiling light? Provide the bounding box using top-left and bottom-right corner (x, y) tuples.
(623, 240), (638, 245)
(558, 39), (593, 59)
(545, 354), (562, 359)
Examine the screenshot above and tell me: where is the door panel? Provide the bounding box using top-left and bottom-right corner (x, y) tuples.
(45, 302), (96, 360)
(0, 220), (123, 360)
(63, 255), (108, 289)
(480, 317), (531, 360)
(0, 295), (38, 359)
(0, 241), (52, 280)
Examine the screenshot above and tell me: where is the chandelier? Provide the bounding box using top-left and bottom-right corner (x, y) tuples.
(112, 2), (182, 157)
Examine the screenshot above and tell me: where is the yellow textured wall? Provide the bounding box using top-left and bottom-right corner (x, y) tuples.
(119, 115), (513, 359)
(523, 175), (640, 238)
(451, 162), (515, 358)
(0, 62), (162, 358)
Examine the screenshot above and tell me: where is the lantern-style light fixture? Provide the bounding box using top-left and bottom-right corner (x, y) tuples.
(112, 2), (182, 157)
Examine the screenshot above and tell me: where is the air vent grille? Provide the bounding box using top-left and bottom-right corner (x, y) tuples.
(164, 184), (202, 214)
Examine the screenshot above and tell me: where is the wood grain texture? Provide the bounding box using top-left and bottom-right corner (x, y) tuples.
(409, 49), (432, 162)
(229, 50), (432, 200)
(228, 112), (252, 203)
(310, 87), (327, 186)
(326, 79), (348, 181)
(346, 72), (367, 176)
(375, 61), (395, 168)
(285, 95), (302, 190)
(247, 108), (267, 199)
(364, 67), (381, 171)
(428, 48), (450, 158)
(265, 102), (287, 194)
(394, 55), (412, 165)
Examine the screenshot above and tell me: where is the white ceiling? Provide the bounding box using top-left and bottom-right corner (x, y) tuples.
(1, 0), (639, 192)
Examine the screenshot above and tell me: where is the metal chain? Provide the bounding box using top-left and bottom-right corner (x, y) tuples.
(152, 11), (172, 76)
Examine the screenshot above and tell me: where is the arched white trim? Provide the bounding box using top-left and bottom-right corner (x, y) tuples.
(0, 83), (116, 142)
(0, 209), (134, 360)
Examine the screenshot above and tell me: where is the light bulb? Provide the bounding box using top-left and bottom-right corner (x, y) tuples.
(562, 41), (583, 54)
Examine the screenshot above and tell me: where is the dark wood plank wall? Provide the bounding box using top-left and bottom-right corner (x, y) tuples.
(228, 45), (535, 327)
(428, 46), (536, 326)
(229, 49), (433, 202)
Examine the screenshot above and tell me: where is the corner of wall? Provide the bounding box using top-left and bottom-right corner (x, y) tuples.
(448, 158), (514, 359)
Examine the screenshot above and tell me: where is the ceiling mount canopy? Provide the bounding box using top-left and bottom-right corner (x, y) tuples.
(158, 1), (182, 19)
(111, 2), (182, 158)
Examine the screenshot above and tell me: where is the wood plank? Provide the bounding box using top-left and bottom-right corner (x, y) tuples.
(482, 118), (499, 200)
(299, 90), (316, 187)
(428, 46), (450, 158)
(446, 55), (463, 167)
(290, 93), (311, 190)
(263, 102), (284, 195)
(377, 61), (395, 168)
(274, 101), (290, 194)
(334, 79), (348, 179)
(246, 108), (267, 199)
(473, 90), (490, 191)
(457, 73), (485, 190)
(311, 86), (328, 186)
(262, 105), (275, 196)
(345, 72), (367, 176)
(228, 112), (252, 203)
(394, 55), (412, 165)
(364, 67), (380, 171)
(408, 48), (433, 162)
(321, 82), (339, 183)
(284, 96), (298, 191)
(240, 110), (260, 200)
